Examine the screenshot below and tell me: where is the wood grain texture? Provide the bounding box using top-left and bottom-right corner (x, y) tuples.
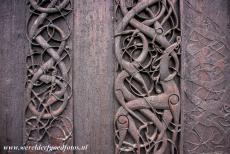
(181, 0), (230, 153)
(0, 0), (25, 153)
(73, 0), (115, 153)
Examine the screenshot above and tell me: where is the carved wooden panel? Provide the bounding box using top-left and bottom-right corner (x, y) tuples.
(1, 1), (230, 154)
(182, 0), (230, 153)
(114, 0), (181, 153)
(25, 0), (73, 149)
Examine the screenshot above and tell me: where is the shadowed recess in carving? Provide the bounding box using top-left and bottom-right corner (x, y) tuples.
(114, 0), (181, 153)
(25, 0), (73, 146)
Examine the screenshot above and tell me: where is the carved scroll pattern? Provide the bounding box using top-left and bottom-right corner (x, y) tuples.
(114, 0), (181, 153)
(25, 0), (73, 145)
(183, 0), (230, 153)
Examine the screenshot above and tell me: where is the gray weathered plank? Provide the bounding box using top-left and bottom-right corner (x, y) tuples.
(73, 0), (115, 153)
(0, 0), (25, 153)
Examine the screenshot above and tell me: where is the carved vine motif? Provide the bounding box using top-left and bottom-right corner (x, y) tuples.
(25, 0), (72, 145)
(114, 0), (181, 153)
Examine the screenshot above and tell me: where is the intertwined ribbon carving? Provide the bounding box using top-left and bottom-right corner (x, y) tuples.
(114, 0), (181, 153)
(25, 0), (72, 145)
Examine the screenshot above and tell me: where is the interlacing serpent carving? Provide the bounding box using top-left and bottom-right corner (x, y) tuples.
(114, 0), (181, 153)
(25, 0), (72, 145)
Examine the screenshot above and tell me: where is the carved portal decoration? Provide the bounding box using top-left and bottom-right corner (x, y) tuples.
(114, 0), (181, 153)
(25, 0), (73, 145)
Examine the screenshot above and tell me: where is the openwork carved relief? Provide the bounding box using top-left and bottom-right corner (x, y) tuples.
(114, 0), (181, 153)
(25, 0), (73, 146)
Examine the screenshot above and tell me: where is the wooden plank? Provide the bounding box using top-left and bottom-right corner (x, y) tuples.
(181, 0), (230, 153)
(73, 0), (115, 153)
(0, 0), (25, 153)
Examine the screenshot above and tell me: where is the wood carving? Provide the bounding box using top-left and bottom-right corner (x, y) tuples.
(183, 0), (230, 153)
(114, 0), (181, 153)
(25, 0), (73, 145)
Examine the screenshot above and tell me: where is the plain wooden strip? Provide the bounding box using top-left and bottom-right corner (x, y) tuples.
(0, 0), (25, 153)
(73, 0), (115, 153)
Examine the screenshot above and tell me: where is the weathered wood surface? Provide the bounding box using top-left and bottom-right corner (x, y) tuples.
(73, 0), (115, 154)
(0, 0), (230, 154)
(0, 0), (25, 154)
(181, 0), (230, 153)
